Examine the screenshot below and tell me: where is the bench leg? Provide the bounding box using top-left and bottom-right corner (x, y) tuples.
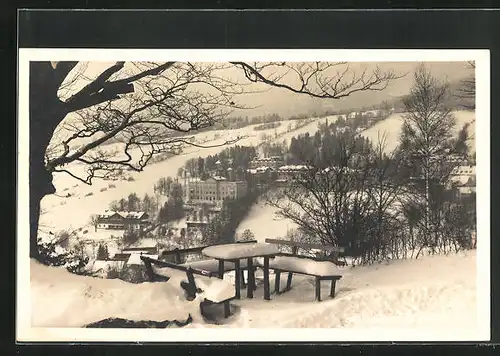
(315, 277), (321, 302)
(330, 279), (337, 298)
(263, 256), (271, 300)
(274, 270), (281, 294)
(247, 258), (254, 298)
(218, 260), (224, 279)
(241, 271), (247, 288)
(234, 260), (241, 300)
(285, 272), (293, 291)
(223, 300), (230, 318)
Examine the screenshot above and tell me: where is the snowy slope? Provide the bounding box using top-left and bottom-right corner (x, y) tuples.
(236, 201), (297, 242)
(360, 110), (476, 154)
(28, 249), (477, 334)
(197, 250), (477, 331)
(39, 118), (319, 233)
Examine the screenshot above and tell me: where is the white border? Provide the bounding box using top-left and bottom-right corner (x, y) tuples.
(17, 49), (490, 342)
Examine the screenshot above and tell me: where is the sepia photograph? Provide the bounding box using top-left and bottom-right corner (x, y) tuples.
(17, 49), (490, 342)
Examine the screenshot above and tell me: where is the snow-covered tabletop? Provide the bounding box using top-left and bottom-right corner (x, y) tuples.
(202, 243), (280, 260)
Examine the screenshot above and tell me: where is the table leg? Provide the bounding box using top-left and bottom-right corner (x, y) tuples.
(234, 260), (241, 299)
(263, 256), (270, 300)
(315, 276), (321, 302)
(247, 258), (254, 298)
(330, 279), (337, 298)
(223, 300), (230, 318)
(274, 270), (281, 294)
(218, 260), (224, 279)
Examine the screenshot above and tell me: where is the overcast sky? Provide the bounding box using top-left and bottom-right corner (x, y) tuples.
(65, 61), (473, 118)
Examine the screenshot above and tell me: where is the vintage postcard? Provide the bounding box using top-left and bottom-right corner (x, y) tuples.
(17, 49), (490, 342)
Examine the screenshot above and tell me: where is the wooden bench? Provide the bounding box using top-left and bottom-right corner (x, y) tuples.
(263, 239), (345, 301)
(140, 256), (235, 318)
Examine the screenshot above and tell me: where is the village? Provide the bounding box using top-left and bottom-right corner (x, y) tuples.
(53, 105), (477, 281)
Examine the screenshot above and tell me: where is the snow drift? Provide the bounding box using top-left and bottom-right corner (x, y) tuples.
(30, 259), (201, 327)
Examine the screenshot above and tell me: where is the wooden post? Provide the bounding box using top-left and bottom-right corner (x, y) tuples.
(223, 300), (230, 318)
(330, 279), (337, 298)
(247, 258), (254, 298)
(234, 259), (241, 299)
(143, 259), (155, 282)
(186, 267), (197, 299)
(218, 260), (225, 280)
(285, 272), (293, 291)
(241, 270), (247, 287)
(263, 256), (270, 300)
(285, 246), (298, 291)
(274, 270), (281, 294)
(315, 276), (321, 302)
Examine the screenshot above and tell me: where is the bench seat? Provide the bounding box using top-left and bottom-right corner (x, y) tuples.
(257, 255), (343, 277)
(255, 255), (342, 301)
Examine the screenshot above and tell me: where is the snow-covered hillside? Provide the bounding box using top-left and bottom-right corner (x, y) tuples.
(25, 249), (480, 340)
(360, 110), (476, 154)
(39, 118), (328, 234)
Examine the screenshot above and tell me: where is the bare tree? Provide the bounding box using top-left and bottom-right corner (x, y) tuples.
(455, 61), (475, 110)
(399, 64), (466, 255)
(267, 132), (374, 255)
(365, 132), (407, 260)
(29, 61), (400, 260)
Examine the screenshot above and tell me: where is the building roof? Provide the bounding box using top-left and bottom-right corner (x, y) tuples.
(122, 246), (158, 254)
(279, 165), (311, 171)
(98, 211), (148, 220)
(127, 254), (158, 265)
(112, 253), (132, 260)
(212, 176), (227, 181)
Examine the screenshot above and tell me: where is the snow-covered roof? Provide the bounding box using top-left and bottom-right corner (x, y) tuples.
(127, 253), (159, 265)
(90, 259), (126, 272)
(98, 211), (148, 220)
(279, 165), (311, 171)
(212, 176), (227, 181)
(122, 246), (157, 254)
(451, 165), (476, 176)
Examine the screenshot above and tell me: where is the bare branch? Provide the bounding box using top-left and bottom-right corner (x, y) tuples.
(231, 61), (404, 99)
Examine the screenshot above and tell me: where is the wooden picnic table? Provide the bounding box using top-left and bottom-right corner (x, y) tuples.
(202, 243), (280, 301)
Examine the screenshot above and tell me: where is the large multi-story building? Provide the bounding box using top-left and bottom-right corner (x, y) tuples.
(185, 176), (248, 205)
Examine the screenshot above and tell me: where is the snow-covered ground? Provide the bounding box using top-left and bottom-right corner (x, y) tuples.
(360, 110), (476, 154)
(224, 250), (477, 330)
(236, 200), (297, 242)
(25, 249), (479, 338)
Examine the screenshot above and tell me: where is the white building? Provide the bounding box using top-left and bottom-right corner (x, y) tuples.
(185, 176), (248, 205)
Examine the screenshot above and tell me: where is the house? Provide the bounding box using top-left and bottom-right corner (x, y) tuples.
(277, 165), (311, 181)
(96, 211), (150, 231)
(449, 165), (476, 186)
(185, 176), (248, 205)
(249, 156), (285, 170)
(121, 246), (158, 255)
(126, 253), (159, 265)
(347, 111), (358, 119)
(362, 109), (381, 118)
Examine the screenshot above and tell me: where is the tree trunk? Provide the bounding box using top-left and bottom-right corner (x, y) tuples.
(29, 62), (67, 260)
